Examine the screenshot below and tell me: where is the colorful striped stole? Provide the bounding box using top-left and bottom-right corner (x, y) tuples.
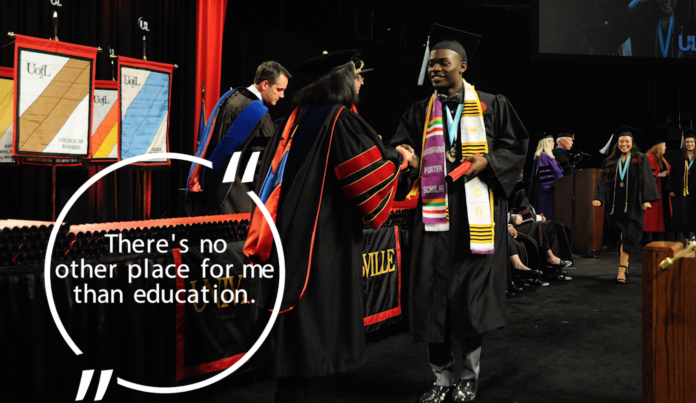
(417, 80), (495, 253)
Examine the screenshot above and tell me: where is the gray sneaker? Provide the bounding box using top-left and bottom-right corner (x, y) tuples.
(451, 379), (477, 402)
(419, 384), (451, 403)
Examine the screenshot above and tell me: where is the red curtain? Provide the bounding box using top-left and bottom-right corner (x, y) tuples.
(194, 0), (228, 152)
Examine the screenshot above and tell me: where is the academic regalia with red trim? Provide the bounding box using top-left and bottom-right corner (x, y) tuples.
(251, 103), (404, 377)
(391, 91), (528, 342)
(644, 153), (671, 232)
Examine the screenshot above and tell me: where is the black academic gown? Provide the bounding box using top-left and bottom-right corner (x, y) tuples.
(186, 88), (275, 216)
(552, 147), (572, 176)
(668, 157), (696, 235)
(392, 91), (528, 342)
(260, 104), (404, 377)
(594, 153), (661, 252)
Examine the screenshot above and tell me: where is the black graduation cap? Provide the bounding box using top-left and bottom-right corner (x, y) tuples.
(294, 49), (361, 80)
(599, 124), (641, 155)
(681, 129), (696, 149)
(418, 24), (481, 85)
(536, 132), (554, 141)
(553, 128), (575, 140)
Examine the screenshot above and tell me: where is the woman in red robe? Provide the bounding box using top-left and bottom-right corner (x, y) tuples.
(644, 139), (672, 235)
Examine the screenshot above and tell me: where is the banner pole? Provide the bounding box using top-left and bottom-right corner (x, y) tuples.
(114, 171), (118, 221)
(52, 161), (56, 221)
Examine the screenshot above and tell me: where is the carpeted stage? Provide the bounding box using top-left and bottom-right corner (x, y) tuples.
(159, 250), (643, 403)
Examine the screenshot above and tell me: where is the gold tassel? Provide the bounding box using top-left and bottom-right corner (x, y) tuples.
(624, 159), (630, 213)
(685, 161), (690, 197)
(610, 164), (618, 215)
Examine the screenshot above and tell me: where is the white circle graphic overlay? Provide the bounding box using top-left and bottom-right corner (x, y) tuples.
(43, 152), (286, 394)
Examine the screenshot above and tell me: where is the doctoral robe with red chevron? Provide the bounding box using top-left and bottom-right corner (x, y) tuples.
(251, 104), (405, 377)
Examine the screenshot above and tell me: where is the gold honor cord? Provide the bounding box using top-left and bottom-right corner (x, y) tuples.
(684, 160), (690, 196)
(660, 241), (696, 270)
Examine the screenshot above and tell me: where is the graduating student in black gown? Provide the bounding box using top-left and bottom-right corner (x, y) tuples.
(391, 26), (528, 403)
(668, 129), (696, 242)
(593, 126), (660, 283)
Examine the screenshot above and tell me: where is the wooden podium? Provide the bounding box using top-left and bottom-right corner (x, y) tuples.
(554, 168), (604, 256)
(643, 242), (696, 403)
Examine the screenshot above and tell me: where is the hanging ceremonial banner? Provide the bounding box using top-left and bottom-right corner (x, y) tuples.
(362, 225), (403, 332)
(174, 241), (263, 380)
(118, 56), (173, 166)
(90, 80), (119, 161)
(0, 67), (15, 164)
(12, 35), (96, 158)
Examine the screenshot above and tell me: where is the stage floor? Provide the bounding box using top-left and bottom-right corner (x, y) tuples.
(181, 250), (643, 403)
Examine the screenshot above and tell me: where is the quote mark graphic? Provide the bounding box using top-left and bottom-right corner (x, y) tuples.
(75, 369), (113, 401)
(222, 151), (261, 184)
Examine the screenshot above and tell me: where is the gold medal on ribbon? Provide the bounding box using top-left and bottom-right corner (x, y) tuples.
(620, 181), (625, 188)
(447, 146), (457, 163)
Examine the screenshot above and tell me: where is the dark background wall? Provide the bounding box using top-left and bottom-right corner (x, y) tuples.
(1, 0), (694, 222)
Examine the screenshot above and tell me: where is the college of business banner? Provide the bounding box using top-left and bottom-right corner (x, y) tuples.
(0, 67), (15, 164)
(90, 80), (119, 161)
(362, 225), (402, 332)
(12, 34), (96, 158)
(118, 56), (173, 166)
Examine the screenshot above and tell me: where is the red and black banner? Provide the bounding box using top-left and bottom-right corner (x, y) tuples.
(362, 225), (403, 332)
(174, 241), (263, 381)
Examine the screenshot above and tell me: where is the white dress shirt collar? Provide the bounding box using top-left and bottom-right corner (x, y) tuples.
(247, 84), (262, 101)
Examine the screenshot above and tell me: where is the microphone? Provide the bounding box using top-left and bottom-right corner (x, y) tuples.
(572, 151), (594, 159)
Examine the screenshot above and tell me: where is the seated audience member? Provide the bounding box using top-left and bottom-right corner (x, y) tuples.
(508, 224), (549, 287)
(510, 179), (573, 281)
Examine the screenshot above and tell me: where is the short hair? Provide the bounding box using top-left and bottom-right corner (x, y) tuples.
(254, 61), (292, 86)
(292, 62), (357, 107)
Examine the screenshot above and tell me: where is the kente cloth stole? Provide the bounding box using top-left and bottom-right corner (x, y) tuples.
(418, 80), (495, 254)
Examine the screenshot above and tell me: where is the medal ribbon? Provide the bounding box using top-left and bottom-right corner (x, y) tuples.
(658, 13), (675, 58)
(618, 156), (630, 181)
(445, 103), (464, 146)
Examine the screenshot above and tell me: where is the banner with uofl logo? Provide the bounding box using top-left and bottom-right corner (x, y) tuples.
(90, 80), (119, 161)
(118, 56), (173, 166)
(362, 225), (402, 332)
(0, 67), (15, 164)
(12, 35), (96, 159)
(173, 221), (407, 380)
(174, 241), (263, 381)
